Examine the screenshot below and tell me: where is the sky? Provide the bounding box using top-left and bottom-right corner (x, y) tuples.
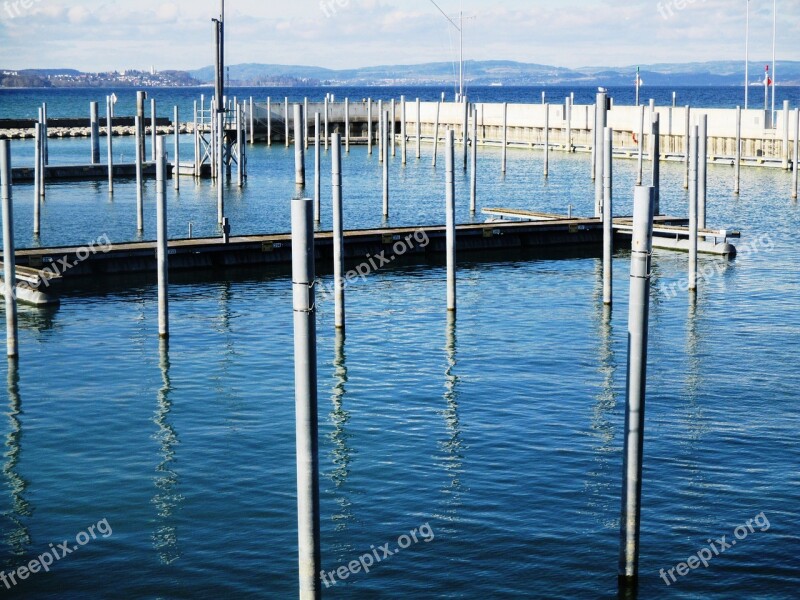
(0, 0), (798, 72)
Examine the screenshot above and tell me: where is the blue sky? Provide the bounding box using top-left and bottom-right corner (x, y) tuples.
(1, 0), (798, 72)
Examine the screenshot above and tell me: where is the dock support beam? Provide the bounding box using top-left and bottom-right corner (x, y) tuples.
(1, 141), (18, 358)
(446, 130), (456, 312)
(90, 101), (100, 164)
(290, 196), (322, 600)
(603, 127), (613, 306)
(135, 116), (144, 232)
(156, 137), (169, 339)
(401, 96), (407, 165)
(295, 104), (305, 187)
(236, 104), (244, 188)
(107, 97), (114, 194)
(595, 91), (608, 217)
(689, 125), (699, 292)
(618, 184), (655, 588)
(332, 133), (345, 330)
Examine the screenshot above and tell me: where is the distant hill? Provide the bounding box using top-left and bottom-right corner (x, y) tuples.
(188, 59), (800, 87)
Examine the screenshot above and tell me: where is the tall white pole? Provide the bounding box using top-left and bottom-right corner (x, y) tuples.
(432, 102), (441, 167)
(416, 97), (422, 159)
(689, 125), (699, 292)
(544, 103), (550, 177)
(618, 184), (655, 585)
(156, 136), (169, 339)
(173, 106), (180, 191)
(637, 104), (645, 185)
(367, 98), (373, 155)
(698, 115), (708, 229)
(470, 105), (477, 212)
(33, 123), (41, 237)
(295, 104), (305, 187)
(603, 127), (613, 306)
(1, 141), (17, 358)
(135, 115), (144, 232)
(314, 113), (321, 222)
(290, 196), (321, 600)
(332, 133), (344, 331)
(401, 96), (407, 165)
(735, 106), (742, 195)
(501, 102), (508, 173)
(446, 130), (456, 312)
(792, 108), (798, 200)
(383, 111), (389, 218)
(771, 0), (777, 122)
(107, 96), (114, 194)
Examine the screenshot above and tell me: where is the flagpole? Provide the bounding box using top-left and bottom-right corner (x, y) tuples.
(771, 0), (777, 125)
(745, 0), (750, 110)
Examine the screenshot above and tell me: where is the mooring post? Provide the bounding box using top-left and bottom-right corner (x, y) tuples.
(41, 102), (49, 165)
(698, 114), (707, 229)
(636, 104), (645, 185)
(502, 102), (508, 174)
(595, 91), (608, 217)
(236, 104), (244, 188)
(792, 107), (799, 200)
(684, 106), (691, 189)
(383, 111), (389, 218)
(401, 95), (407, 165)
(735, 106), (742, 195)
(462, 98), (469, 170)
(314, 113), (321, 222)
(135, 115), (144, 232)
(415, 98), (421, 159)
(1, 140), (17, 358)
(618, 184), (655, 586)
(332, 133), (345, 330)
(217, 98), (225, 223)
(285, 97), (290, 148)
(470, 105), (477, 213)
(378, 100), (384, 163)
(193, 100), (199, 178)
(249, 96), (255, 145)
(591, 104), (597, 180)
(295, 104), (306, 187)
(173, 106), (180, 191)
(651, 114), (660, 215)
(367, 98), (373, 155)
(151, 98), (157, 162)
(432, 102), (441, 167)
(107, 96), (114, 193)
(267, 97), (272, 147)
(446, 130), (456, 312)
(37, 107), (45, 199)
(391, 98), (396, 157)
(290, 195), (322, 600)
(344, 98), (350, 153)
(689, 125), (699, 292)
(33, 123), (41, 237)
(90, 101), (100, 164)
(782, 100), (790, 170)
(156, 136), (169, 338)
(544, 103), (550, 177)
(324, 97), (329, 151)
(603, 127), (613, 306)
(565, 96), (572, 153)
(303, 97), (309, 151)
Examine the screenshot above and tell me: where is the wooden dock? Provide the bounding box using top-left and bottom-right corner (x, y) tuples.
(11, 162), (173, 183)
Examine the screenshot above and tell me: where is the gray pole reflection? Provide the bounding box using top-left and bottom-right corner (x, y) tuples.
(328, 330), (354, 533)
(440, 313), (465, 516)
(682, 295), (708, 488)
(2, 359), (31, 563)
(586, 298), (618, 520)
(152, 338), (183, 564)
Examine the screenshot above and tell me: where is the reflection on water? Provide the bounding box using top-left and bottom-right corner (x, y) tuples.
(585, 299), (618, 526)
(328, 330), (354, 533)
(152, 339), (183, 565)
(1, 359), (32, 566)
(681, 296), (708, 492)
(439, 313), (465, 519)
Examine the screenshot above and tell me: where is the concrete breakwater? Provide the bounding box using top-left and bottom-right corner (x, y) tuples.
(0, 117), (176, 140)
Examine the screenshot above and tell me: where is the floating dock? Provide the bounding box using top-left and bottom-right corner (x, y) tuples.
(11, 162), (173, 183)
(1, 213), (737, 305)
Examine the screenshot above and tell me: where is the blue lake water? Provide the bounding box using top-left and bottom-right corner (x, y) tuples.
(1, 87), (799, 598)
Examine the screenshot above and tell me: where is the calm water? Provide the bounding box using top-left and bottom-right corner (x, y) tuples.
(0, 86), (799, 598)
